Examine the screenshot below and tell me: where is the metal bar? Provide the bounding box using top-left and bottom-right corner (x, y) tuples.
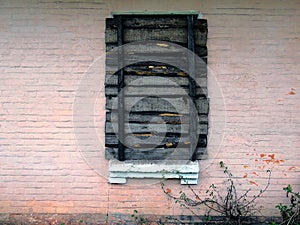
(117, 16), (125, 161)
(187, 15), (198, 161)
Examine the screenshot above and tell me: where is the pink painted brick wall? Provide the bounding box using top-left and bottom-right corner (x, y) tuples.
(0, 0), (299, 218)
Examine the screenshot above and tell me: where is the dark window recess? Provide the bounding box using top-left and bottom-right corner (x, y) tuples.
(105, 14), (208, 161)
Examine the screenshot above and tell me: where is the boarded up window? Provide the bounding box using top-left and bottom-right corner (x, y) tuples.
(105, 14), (208, 161)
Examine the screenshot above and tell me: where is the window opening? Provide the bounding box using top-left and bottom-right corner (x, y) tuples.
(105, 13), (208, 162)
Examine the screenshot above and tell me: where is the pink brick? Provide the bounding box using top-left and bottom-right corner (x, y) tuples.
(0, 0), (299, 222)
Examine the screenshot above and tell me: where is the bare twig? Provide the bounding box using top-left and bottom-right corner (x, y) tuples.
(161, 162), (272, 225)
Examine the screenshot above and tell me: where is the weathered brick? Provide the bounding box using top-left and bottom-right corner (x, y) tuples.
(0, 1), (299, 224)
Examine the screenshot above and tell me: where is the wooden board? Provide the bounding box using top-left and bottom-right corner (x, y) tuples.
(105, 86), (207, 97)
(105, 134), (207, 148)
(106, 43), (207, 57)
(106, 147), (175, 160)
(106, 28), (207, 46)
(106, 17), (204, 29)
(105, 147), (207, 160)
(105, 96), (209, 114)
(106, 60), (207, 76)
(105, 122), (208, 135)
(106, 53), (190, 70)
(106, 112), (209, 124)
(105, 74), (207, 87)
(106, 54), (208, 77)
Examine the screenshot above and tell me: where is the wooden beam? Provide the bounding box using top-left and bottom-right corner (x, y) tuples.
(117, 16), (125, 161)
(105, 122), (208, 135)
(106, 112), (209, 124)
(105, 97), (209, 114)
(105, 86), (207, 97)
(105, 27), (207, 46)
(105, 134), (207, 148)
(106, 147), (207, 160)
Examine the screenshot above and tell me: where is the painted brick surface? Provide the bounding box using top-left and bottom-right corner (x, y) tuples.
(0, 0), (299, 221)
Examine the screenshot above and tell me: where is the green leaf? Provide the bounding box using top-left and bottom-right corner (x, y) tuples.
(283, 184), (292, 193)
(219, 161), (224, 168)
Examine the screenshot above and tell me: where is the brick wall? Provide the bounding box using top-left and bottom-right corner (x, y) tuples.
(0, 0), (299, 222)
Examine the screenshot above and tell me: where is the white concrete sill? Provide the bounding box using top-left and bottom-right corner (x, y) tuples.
(108, 159), (199, 185)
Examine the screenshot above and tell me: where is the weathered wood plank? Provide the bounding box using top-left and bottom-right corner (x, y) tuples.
(106, 147), (175, 160)
(105, 28), (207, 46)
(105, 134), (207, 148)
(106, 17), (188, 29)
(105, 67), (207, 80)
(105, 86), (207, 97)
(106, 57), (207, 77)
(106, 43), (207, 57)
(105, 74), (207, 87)
(106, 41), (206, 53)
(194, 19), (207, 30)
(106, 60), (207, 77)
(106, 112), (209, 124)
(195, 45), (208, 57)
(114, 63), (189, 75)
(106, 96), (209, 114)
(106, 42), (206, 71)
(196, 98), (210, 115)
(105, 122), (208, 135)
(105, 147), (207, 160)
(116, 15), (125, 161)
(187, 14), (197, 161)
(105, 43), (191, 55)
(106, 17), (207, 29)
(106, 53), (189, 70)
(106, 96), (187, 113)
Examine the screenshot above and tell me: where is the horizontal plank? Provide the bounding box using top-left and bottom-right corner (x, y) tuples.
(106, 147), (175, 160)
(105, 122), (208, 135)
(105, 86), (207, 97)
(105, 74), (207, 87)
(106, 112), (208, 124)
(106, 17), (207, 30)
(106, 53), (207, 75)
(106, 17), (187, 29)
(106, 41), (206, 53)
(106, 65), (207, 79)
(106, 42), (207, 72)
(105, 28), (207, 46)
(106, 96), (209, 114)
(108, 63), (188, 75)
(105, 42), (208, 66)
(105, 134), (207, 148)
(105, 147), (207, 160)
(106, 43), (207, 57)
(106, 59), (207, 75)
(106, 54), (190, 69)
